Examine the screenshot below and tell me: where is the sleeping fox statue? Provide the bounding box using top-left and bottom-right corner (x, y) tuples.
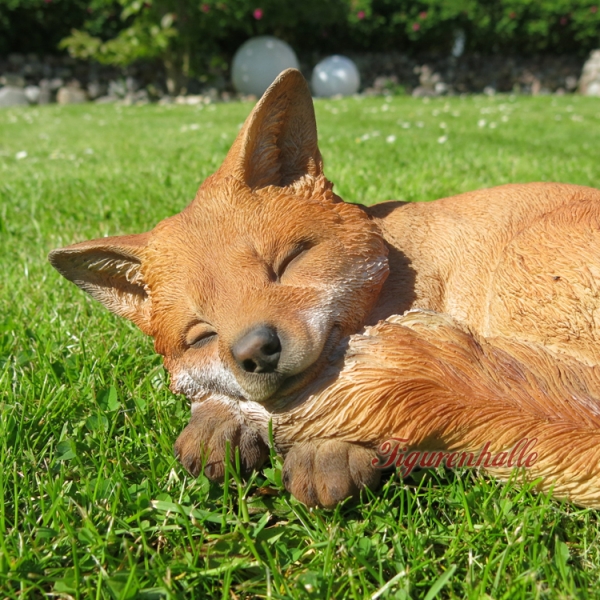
(49, 69), (600, 508)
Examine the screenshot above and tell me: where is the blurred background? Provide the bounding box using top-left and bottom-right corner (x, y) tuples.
(1, 0), (600, 105)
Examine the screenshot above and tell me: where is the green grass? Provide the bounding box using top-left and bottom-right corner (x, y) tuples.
(2, 93), (600, 598)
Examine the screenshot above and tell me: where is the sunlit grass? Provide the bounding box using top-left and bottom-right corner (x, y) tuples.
(2, 94), (600, 598)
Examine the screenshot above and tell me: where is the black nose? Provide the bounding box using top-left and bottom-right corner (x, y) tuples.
(232, 326), (282, 373)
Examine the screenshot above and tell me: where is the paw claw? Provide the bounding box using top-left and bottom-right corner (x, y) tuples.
(174, 400), (268, 480)
(283, 440), (380, 508)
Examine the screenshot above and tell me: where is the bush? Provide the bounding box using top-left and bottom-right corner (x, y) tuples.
(0, 0), (127, 56)
(347, 0), (600, 55)
(2, 0), (600, 89)
(58, 0), (365, 93)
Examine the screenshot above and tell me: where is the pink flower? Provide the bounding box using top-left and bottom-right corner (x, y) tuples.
(357, 10), (365, 20)
(412, 22), (420, 31)
(592, 6), (598, 13)
(253, 8), (263, 19)
(560, 16), (568, 25)
(419, 11), (427, 19)
(201, 3), (210, 12)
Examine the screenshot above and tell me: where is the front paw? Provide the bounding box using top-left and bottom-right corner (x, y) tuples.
(282, 440), (381, 508)
(174, 400), (269, 480)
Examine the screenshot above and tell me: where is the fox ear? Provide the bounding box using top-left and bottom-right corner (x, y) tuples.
(218, 68), (323, 190)
(48, 233), (153, 336)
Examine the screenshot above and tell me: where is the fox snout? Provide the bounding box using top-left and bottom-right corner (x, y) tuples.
(49, 69), (390, 407)
(232, 325), (282, 374)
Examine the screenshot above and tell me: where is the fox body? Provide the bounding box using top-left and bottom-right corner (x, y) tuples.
(50, 70), (600, 507)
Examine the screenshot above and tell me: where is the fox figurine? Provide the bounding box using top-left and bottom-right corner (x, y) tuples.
(50, 69), (600, 508)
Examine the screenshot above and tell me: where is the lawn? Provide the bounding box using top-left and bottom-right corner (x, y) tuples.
(2, 93), (600, 599)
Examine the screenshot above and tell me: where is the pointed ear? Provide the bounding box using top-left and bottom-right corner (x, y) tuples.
(48, 233), (153, 335)
(217, 68), (323, 190)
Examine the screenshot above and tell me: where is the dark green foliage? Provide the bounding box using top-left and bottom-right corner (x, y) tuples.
(345, 0), (600, 55)
(1, 1), (600, 68)
(0, 0), (124, 55)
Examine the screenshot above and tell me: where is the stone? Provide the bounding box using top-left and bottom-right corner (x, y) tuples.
(411, 86), (436, 98)
(565, 75), (578, 91)
(38, 80), (53, 104)
(413, 64), (444, 96)
(24, 85), (40, 104)
(587, 82), (600, 97)
(0, 86), (28, 107)
(176, 94), (203, 105)
(122, 89), (149, 105)
(125, 76), (139, 93)
(87, 80), (106, 100)
(49, 78), (63, 91)
(94, 95), (118, 104)
(108, 80), (126, 98)
(0, 74), (25, 88)
(56, 86), (87, 104)
(579, 50), (600, 96)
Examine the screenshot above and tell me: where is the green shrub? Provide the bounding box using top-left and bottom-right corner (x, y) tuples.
(347, 0), (600, 55)
(2, 0), (600, 87)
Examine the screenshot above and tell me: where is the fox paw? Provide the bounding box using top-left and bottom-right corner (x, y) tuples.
(174, 400), (269, 480)
(282, 440), (381, 508)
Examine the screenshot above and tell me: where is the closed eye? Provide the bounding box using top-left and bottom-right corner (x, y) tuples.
(186, 322), (217, 349)
(275, 242), (314, 281)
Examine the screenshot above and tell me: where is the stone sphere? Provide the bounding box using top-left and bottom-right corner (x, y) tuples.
(311, 55), (360, 97)
(232, 36), (299, 97)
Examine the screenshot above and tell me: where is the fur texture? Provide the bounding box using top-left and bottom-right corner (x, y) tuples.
(49, 69), (600, 508)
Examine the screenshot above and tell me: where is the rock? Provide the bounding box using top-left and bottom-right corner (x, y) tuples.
(122, 89), (149, 105)
(565, 75), (578, 91)
(413, 65), (444, 96)
(125, 76), (139, 93)
(108, 80), (126, 98)
(205, 87), (219, 103)
(579, 50), (600, 96)
(56, 86), (87, 104)
(586, 82), (600, 97)
(49, 78), (63, 91)
(371, 75), (399, 95)
(94, 95), (118, 104)
(87, 81), (106, 100)
(175, 94), (203, 105)
(0, 73), (25, 88)
(24, 85), (40, 104)
(435, 81), (449, 95)
(412, 86), (436, 98)
(0, 86), (28, 107)
(38, 80), (53, 104)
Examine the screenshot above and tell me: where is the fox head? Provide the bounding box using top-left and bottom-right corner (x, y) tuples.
(49, 69), (389, 405)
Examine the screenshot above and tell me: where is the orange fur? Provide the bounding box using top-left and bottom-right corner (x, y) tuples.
(49, 69), (600, 507)
(275, 311), (600, 507)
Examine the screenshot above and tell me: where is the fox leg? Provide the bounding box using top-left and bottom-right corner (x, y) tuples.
(281, 440), (381, 508)
(174, 398), (269, 480)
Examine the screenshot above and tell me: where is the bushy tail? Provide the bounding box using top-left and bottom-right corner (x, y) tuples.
(276, 310), (600, 507)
